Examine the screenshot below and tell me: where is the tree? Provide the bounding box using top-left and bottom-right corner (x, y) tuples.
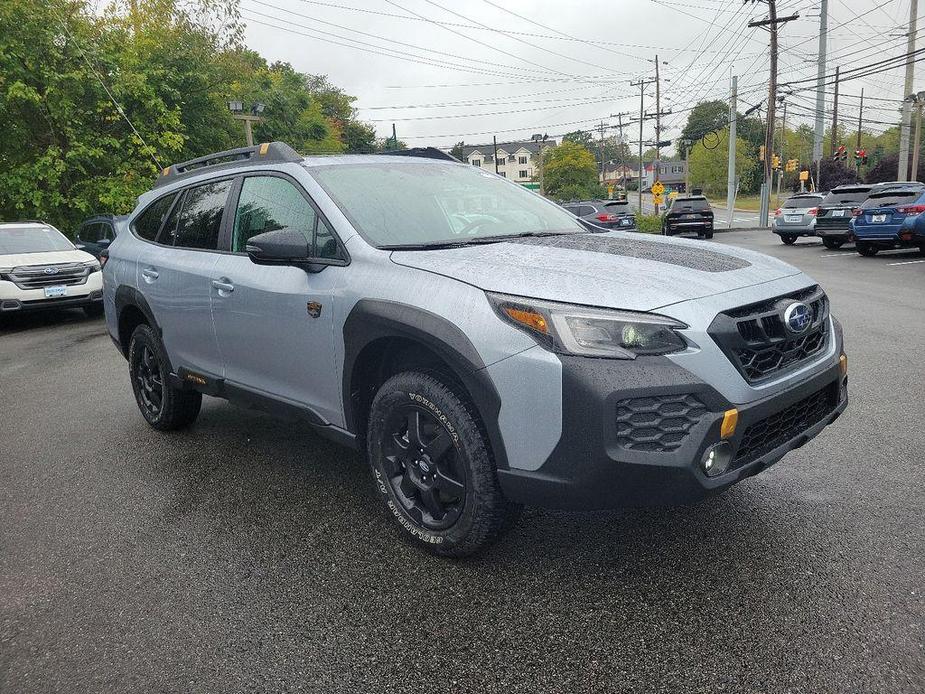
(680, 101), (729, 156)
(450, 141), (466, 160)
(562, 130), (595, 152)
(542, 141), (604, 201)
(687, 131), (754, 197)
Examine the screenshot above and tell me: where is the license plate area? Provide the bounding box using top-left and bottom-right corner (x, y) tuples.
(44, 286), (67, 298)
(785, 215), (801, 223)
(871, 213), (887, 223)
(831, 209), (845, 217)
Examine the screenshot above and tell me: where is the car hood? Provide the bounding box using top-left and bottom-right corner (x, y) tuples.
(390, 231), (802, 311)
(0, 249), (95, 268)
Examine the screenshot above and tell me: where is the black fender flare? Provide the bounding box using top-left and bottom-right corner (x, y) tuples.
(114, 285), (162, 355)
(342, 299), (509, 470)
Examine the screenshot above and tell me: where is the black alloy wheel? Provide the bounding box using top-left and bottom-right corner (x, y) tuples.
(822, 237), (843, 249)
(381, 405), (467, 530)
(135, 343), (164, 417)
(781, 234), (798, 245)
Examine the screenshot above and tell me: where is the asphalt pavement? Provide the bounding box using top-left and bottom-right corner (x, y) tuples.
(1, 231), (923, 693)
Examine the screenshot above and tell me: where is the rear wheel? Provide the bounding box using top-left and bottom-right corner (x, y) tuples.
(366, 371), (517, 557)
(128, 324), (201, 430)
(822, 237), (843, 250)
(703, 231), (714, 239)
(856, 242), (879, 257)
(781, 234), (798, 245)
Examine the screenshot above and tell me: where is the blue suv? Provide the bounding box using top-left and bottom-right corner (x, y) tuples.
(850, 183), (925, 256)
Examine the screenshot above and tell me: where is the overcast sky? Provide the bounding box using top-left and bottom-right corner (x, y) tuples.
(241, 0), (921, 152)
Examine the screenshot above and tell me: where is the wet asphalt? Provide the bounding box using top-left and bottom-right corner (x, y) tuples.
(1, 230), (923, 693)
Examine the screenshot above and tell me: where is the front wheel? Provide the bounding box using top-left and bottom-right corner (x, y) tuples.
(366, 371), (518, 557)
(128, 324), (202, 430)
(822, 237), (843, 250)
(857, 242), (879, 257)
(781, 234), (798, 245)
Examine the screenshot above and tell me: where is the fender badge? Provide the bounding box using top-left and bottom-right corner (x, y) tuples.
(307, 301), (323, 318)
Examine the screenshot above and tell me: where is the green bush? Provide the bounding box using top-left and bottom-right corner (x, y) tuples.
(634, 214), (662, 233)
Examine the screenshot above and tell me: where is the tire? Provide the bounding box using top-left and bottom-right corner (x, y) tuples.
(704, 231), (714, 239)
(83, 303), (104, 318)
(781, 234), (798, 245)
(822, 237), (843, 250)
(128, 324), (201, 431)
(856, 242), (879, 257)
(366, 371), (518, 557)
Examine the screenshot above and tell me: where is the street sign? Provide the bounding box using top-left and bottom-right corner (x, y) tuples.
(651, 181), (665, 195)
(799, 170), (809, 181)
(653, 194), (664, 206)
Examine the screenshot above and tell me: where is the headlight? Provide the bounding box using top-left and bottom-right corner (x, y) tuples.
(487, 292), (688, 359)
(83, 261), (101, 274)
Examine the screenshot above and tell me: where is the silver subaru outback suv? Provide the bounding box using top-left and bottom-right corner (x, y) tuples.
(103, 142), (848, 556)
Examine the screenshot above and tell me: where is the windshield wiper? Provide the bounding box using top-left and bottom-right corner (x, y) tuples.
(380, 231), (579, 250)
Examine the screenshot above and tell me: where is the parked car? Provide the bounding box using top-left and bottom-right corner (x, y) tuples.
(814, 185), (873, 249)
(75, 214), (127, 258)
(104, 142), (848, 557)
(0, 221), (104, 316)
(849, 182), (925, 256)
(661, 195), (714, 238)
(562, 199), (636, 230)
(773, 193), (824, 244)
(908, 209), (925, 252)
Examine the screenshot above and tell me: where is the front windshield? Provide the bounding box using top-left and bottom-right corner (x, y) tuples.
(0, 226), (74, 254)
(307, 162), (584, 247)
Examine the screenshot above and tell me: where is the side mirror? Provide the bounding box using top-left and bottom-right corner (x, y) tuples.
(245, 228), (310, 265)
(97, 238), (112, 249)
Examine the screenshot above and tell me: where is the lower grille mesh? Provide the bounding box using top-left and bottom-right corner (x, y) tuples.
(615, 394), (707, 452)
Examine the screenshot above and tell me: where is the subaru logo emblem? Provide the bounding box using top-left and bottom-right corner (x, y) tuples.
(419, 460), (430, 473)
(43, 267), (59, 275)
(783, 301), (812, 334)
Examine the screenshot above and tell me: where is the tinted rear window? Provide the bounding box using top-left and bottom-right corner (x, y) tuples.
(167, 180), (233, 250)
(821, 188), (870, 206)
(782, 196), (822, 209)
(134, 193), (178, 242)
(861, 190), (922, 208)
(672, 198), (710, 211)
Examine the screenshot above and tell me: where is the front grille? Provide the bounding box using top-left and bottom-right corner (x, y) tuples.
(709, 286), (829, 383)
(5, 263), (90, 290)
(733, 384), (838, 466)
(615, 393), (708, 452)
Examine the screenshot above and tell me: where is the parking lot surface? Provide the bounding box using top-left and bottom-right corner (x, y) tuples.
(1, 230), (923, 693)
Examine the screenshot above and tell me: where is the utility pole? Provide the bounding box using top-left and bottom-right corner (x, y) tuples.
(898, 0), (919, 180)
(630, 78), (656, 213)
(597, 120), (607, 182)
(813, 0), (828, 187)
(777, 97), (787, 207)
(830, 65), (840, 157)
(748, 1), (798, 228)
(912, 95), (924, 181)
(613, 112), (625, 189)
(654, 55), (662, 214)
(856, 87), (864, 180)
(391, 123), (398, 150)
(493, 135), (499, 174)
(727, 75), (738, 229)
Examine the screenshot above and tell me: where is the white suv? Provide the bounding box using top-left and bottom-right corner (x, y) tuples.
(0, 222), (104, 317)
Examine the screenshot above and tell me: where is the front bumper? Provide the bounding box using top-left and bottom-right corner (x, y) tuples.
(497, 345), (847, 510)
(0, 275), (104, 312)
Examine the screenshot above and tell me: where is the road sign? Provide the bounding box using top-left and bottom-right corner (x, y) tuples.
(799, 170), (809, 181)
(651, 181), (665, 195)
(653, 194), (664, 206)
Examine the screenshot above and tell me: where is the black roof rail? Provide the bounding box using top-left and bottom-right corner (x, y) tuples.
(154, 141), (303, 188)
(377, 147), (460, 163)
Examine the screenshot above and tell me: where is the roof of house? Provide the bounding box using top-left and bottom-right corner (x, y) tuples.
(461, 140), (553, 158)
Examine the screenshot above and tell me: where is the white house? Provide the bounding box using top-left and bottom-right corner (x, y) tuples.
(460, 140), (554, 184)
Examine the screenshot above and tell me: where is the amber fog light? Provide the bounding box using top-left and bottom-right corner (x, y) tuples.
(701, 441), (733, 477)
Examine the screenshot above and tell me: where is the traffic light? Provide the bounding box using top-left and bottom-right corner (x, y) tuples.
(854, 149), (862, 164)
(785, 158), (799, 172)
(859, 148), (868, 165)
(771, 154), (781, 170)
(834, 145), (847, 161)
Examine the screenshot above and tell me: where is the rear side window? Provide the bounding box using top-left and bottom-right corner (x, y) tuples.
(821, 188), (870, 206)
(134, 194), (178, 242)
(169, 180), (233, 250)
(578, 205), (595, 216)
(861, 190), (923, 208)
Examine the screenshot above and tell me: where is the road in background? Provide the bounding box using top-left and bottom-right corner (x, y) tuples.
(629, 193), (771, 228)
(1, 232), (923, 693)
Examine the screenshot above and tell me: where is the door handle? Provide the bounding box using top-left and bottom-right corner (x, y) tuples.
(141, 268), (159, 281)
(211, 279), (234, 293)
